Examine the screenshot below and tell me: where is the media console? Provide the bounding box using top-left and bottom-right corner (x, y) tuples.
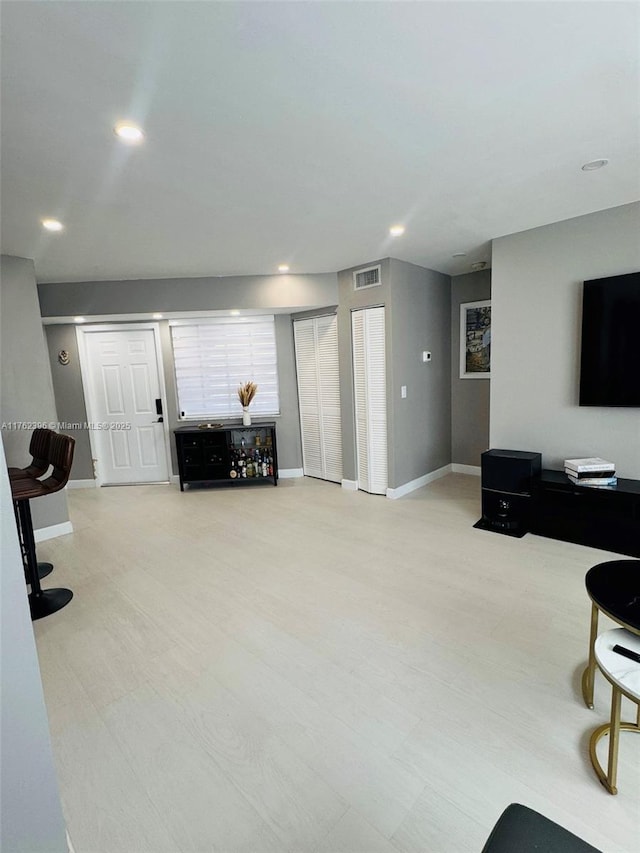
(175, 424), (278, 490)
(531, 470), (640, 558)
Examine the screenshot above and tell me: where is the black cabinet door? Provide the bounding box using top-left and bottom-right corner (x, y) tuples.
(175, 426), (278, 489)
(532, 472), (640, 557)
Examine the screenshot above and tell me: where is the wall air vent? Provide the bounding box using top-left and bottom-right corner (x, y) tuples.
(353, 265), (382, 291)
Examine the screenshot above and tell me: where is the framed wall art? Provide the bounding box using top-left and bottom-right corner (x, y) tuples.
(460, 300), (491, 379)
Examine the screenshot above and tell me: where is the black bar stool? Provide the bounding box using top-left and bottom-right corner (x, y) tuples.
(11, 433), (75, 621)
(9, 428), (55, 580)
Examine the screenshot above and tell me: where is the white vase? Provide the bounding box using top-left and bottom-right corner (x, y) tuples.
(242, 407), (251, 426)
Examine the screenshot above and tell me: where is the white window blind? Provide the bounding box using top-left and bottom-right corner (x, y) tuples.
(170, 317), (280, 419)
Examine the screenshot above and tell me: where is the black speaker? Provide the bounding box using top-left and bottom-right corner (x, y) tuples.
(476, 449), (542, 537)
(481, 449), (542, 494)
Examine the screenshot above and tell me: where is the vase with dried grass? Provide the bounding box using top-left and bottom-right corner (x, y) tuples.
(238, 381), (257, 426)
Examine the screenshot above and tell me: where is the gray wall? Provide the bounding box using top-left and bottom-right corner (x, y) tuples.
(451, 269), (491, 466)
(38, 272), (338, 318)
(0, 443), (68, 853)
(337, 259), (391, 484)
(337, 258), (451, 490)
(45, 325), (94, 480)
(272, 314), (303, 470)
(491, 202), (640, 478)
(40, 269), (323, 476)
(388, 259), (451, 486)
(0, 256), (69, 529)
(45, 317), (303, 478)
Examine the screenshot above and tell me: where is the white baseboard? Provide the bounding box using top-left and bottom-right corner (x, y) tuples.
(279, 468), (304, 479)
(34, 520), (74, 542)
(341, 479), (358, 491)
(66, 478), (96, 489)
(451, 464), (481, 476)
(170, 474), (181, 485)
(386, 464), (452, 499)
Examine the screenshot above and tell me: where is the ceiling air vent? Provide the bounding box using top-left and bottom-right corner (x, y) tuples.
(353, 264), (382, 291)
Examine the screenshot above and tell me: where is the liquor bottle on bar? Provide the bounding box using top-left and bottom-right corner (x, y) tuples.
(229, 460), (237, 479)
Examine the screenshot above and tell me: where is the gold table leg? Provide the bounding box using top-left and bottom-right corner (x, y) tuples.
(589, 686), (640, 795)
(607, 687), (621, 793)
(582, 602), (599, 709)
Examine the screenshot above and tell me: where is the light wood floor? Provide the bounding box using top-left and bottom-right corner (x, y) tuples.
(34, 475), (638, 853)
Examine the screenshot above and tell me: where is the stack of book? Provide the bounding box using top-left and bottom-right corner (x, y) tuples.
(564, 457), (617, 488)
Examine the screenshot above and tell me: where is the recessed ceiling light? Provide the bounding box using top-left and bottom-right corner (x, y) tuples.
(452, 252), (466, 258)
(42, 218), (64, 232)
(74, 316), (85, 323)
(152, 313), (163, 319)
(581, 159), (609, 171)
(114, 122), (145, 143)
(389, 225), (405, 237)
(230, 310), (240, 316)
(278, 265), (290, 273)
(471, 261), (488, 271)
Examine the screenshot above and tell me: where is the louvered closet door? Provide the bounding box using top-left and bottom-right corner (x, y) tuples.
(315, 316), (342, 482)
(352, 307), (387, 495)
(294, 316), (343, 483)
(294, 320), (323, 478)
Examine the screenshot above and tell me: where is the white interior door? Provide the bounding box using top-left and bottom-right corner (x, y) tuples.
(294, 315), (342, 483)
(81, 328), (169, 484)
(352, 307), (387, 495)
(294, 319), (323, 478)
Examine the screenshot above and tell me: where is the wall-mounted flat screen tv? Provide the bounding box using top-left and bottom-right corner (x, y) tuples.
(579, 272), (640, 407)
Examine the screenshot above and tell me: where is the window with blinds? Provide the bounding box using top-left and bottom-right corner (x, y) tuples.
(170, 317), (280, 419)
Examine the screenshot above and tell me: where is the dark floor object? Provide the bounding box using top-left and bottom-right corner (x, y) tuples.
(481, 804), (602, 853)
(473, 518), (527, 538)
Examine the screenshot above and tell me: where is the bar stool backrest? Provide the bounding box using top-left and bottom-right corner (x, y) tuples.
(9, 427), (54, 479)
(40, 433), (75, 494)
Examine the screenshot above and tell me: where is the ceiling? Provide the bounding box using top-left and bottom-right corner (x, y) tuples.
(1, 1), (638, 283)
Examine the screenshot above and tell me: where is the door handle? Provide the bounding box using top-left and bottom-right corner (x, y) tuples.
(152, 417), (164, 423)
(155, 398), (163, 416)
